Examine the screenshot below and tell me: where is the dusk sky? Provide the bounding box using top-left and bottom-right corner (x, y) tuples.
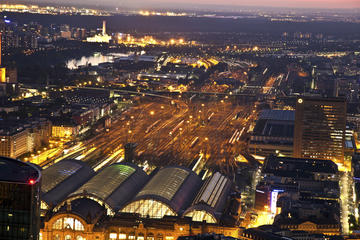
(150, 0), (360, 9)
(32, 0), (360, 9)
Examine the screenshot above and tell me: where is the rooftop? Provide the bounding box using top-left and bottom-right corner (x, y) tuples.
(259, 110), (295, 121)
(0, 157), (41, 184)
(264, 156), (338, 175)
(41, 159), (94, 207)
(184, 172), (232, 222)
(133, 166), (202, 214)
(66, 162), (148, 213)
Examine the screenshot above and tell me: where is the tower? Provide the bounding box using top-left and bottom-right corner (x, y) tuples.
(0, 33), (6, 83)
(0, 32), (2, 66)
(124, 143), (137, 163)
(102, 20), (106, 36)
(293, 97), (346, 164)
(0, 157), (41, 240)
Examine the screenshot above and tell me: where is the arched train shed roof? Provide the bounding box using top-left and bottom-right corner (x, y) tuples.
(184, 172), (231, 223)
(58, 162), (148, 215)
(128, 166), (202, 214)
(41, 159), (94, 208)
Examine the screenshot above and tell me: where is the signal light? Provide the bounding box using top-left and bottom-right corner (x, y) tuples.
(28, 179), (36, 185)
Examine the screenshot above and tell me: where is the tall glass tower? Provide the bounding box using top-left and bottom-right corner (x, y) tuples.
(0, 157), (41, 240)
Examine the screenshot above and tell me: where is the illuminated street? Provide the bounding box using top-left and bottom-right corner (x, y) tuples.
(340, 171), (351, 235)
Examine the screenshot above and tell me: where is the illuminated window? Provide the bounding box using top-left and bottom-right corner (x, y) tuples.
(54, 234), (60, 240)
(39, 233), (43, 240)
(65, 235), (72, 240)
(109, 233), (117, 240)
(121, 199), (176, 218)
(147, 233), (154, 240)
(75, 219), (84, 231)
(185, 210), (216, 223)
(76, 236), (84, 240)
(119, 233), (127, 240)
(165, 236), (174, 240)
(52, 217), (84, 231)
(138, 233), (145, 240)
(41, 201), (49, 210)
(52, 219), (63, 230)
(129, 232), (136, 240)
(64, 218), (74, 229)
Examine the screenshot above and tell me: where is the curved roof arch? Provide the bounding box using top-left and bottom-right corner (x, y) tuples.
(46, 212), (88, 231)
(0, 156), (41, 184)
(183, 172), (231, 223)
(41, 159), (94, 208)
(120, 166), (201, 217)
(184, 206), (217, 223)
(56, 163), (148, 215)
(120, 199), (177, 218)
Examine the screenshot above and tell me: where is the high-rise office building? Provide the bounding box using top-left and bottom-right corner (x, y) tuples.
(0, 33), (7, 83)
(0, 157), (41, 240)
(293, 97), (346, 164)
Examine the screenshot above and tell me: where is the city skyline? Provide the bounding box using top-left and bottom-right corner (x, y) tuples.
(0, 0), (360, 239)
(9, 0), (360, 9)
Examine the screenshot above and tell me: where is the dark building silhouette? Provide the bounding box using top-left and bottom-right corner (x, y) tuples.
(124, 143), (137, 163)
(0, 157), (41, 240)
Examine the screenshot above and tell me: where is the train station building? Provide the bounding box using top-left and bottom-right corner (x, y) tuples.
(39, 162), (241, 240)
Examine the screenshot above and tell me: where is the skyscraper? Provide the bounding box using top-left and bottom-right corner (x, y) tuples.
(293, 97), (346, 164)
(102, 20), (106, 36)
(0, 157), (41, 240)
(0, 33), (7, 83)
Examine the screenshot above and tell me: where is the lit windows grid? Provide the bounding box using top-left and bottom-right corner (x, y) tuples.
(109, 232), (169, 240)
(52, 217), (85, 231)
(295, 101), (346, 161)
